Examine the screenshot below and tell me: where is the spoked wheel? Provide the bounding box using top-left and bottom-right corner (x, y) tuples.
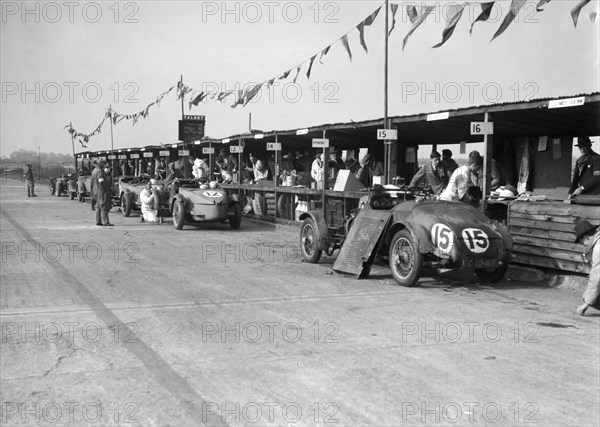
(121, 194), (132, 217)
(172, 200), (185, 230)
(389, 229), (422, 287)
(300, 217), (322, 263)
(475, 258), (509, 283)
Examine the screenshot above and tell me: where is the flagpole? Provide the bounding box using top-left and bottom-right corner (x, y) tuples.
(109, 105), (115, 177)
(384, 0), (390, 184)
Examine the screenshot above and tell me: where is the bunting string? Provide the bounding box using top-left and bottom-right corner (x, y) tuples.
(67, 0), (597, 148)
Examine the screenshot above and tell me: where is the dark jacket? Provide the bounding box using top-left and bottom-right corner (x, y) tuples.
(570, 150), (600, 195)
(409, 161), (444, 194)
(90, 167), (109, 196)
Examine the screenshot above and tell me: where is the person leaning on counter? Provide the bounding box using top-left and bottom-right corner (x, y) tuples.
(566, 136), (600, 203)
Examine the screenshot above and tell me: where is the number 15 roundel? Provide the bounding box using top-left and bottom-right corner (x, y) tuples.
(461, 228), (490, 253)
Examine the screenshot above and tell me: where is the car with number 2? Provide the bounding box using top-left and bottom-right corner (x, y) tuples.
(299, 186), (512, 286)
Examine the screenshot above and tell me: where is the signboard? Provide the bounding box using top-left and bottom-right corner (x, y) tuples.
(548, 96), (585, 109)
(130, 154), (140, 159)
(143, 152), (153, 158)
(159, 150), (170, 157)
(230, 146), (244, 153)
(178, 150), (190, 156)
(118, 155), (127, 160)
(427, 112), (449, 121)
(267, 142), (281, 151)
(377, 129), (397, 140)
(108, 155), (117, 160)
(202, 147), (215, 155)
(99, 156), (107, 161)
(470, 122), (494, 135)
(312, 138), (330, 148)
(178, 116), (206, 142)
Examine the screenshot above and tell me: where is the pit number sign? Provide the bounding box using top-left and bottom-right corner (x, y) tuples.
(377, 129), (397, 140)
(312, 138), (329, 148)
(470, 122), (494, 135)
(202, 147), (215, 155)
(267, 143), (281, 151)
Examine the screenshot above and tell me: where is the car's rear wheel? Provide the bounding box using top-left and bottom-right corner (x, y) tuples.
(121, 194), (132, 217)
(389, 229), (422, 287)
(300, 217), (322, 263)
(173, 200), (185, 230)
(229, 203), (242, 229)
(475, 258), (509, 283)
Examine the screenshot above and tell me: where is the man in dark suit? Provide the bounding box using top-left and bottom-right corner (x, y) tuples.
(567, 136), (600, 201)
(91, 160), (113, 226)
(409, 150), (444, 194)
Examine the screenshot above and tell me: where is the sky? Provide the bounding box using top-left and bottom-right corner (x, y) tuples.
(1, 0), (599, 158)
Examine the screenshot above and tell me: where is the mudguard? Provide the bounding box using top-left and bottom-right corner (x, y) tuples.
(299, 210), (331, 251)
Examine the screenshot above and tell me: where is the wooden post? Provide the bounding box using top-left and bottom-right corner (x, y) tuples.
(482, 112), (493, 211)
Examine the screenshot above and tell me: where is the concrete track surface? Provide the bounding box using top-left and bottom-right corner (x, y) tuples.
(1, 180), (599, 426)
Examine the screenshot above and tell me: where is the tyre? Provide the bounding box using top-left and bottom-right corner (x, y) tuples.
(300, 217), (322, 263)
(389, 229), (423, 287)
(475, 259), (509, 283)
(229, 203), (242, 229)
(121, 193), (132, 217)
(173, 200), (185, 230)
(276, 194), (289, 219)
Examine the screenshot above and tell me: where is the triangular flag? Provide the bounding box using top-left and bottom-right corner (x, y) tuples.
(292, 65), (302, 84)
(433, 3), (465, 48)
(491, 0), (526, 42)
(389, 3), (399, 35)
(217, 91), (233, 102)
(279, 69), (291, 80)
(364, 6), (381, 25)
(571, 0), (591, 27)
(341, 34), (352, 60)
(407, 5), (418, 23)
(536, 0), (551, 11)
(470, 2), (495, 34)
(268, 78), (275, 86)
(243, 84), (262, 106)
(357, 22), (368, 52)
(306, 55), (316, 80)
(112, 112), (120, 125)
(402, 5), (435, 50)
(319, 46), (331, 64)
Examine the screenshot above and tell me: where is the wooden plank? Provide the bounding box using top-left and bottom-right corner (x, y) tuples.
(512, 234), (588, 252)
(508, 225), (575, 242)
(512, 253), (590, 274)
(513, 243), (584, 263)
(510, 212), (600, 225)
(509, 201), (600, 219)
(509, 217), (577, 233)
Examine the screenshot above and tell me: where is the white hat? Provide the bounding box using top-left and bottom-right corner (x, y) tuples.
(497, 188), (516, 200)
(150, 179), (158, 185)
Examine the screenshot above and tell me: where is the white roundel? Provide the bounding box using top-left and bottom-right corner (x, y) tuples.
(203, 191), (222, 198)
(431, 223), (454, 255)
(462, 228), (490, 253)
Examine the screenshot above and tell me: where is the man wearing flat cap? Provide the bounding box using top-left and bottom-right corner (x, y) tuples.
(567, 136), (600, 201)
(24, 164), (37, 197)
(409, 150), (444, 194)
(90, 159), (113, 226)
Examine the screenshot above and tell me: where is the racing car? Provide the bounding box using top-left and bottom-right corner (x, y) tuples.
(299, 186), (512, 286)
(118, 174), (169, 216)
(170, 179), (242, 230)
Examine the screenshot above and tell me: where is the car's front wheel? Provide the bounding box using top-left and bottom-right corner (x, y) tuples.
(173, 200), (185, 230)
(121, 194), (132, 217)
(475, 258), (509, 283)
(389, 229), (422, 287)
(300, 217), (322, 263)
(229, 203), (242, 229)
